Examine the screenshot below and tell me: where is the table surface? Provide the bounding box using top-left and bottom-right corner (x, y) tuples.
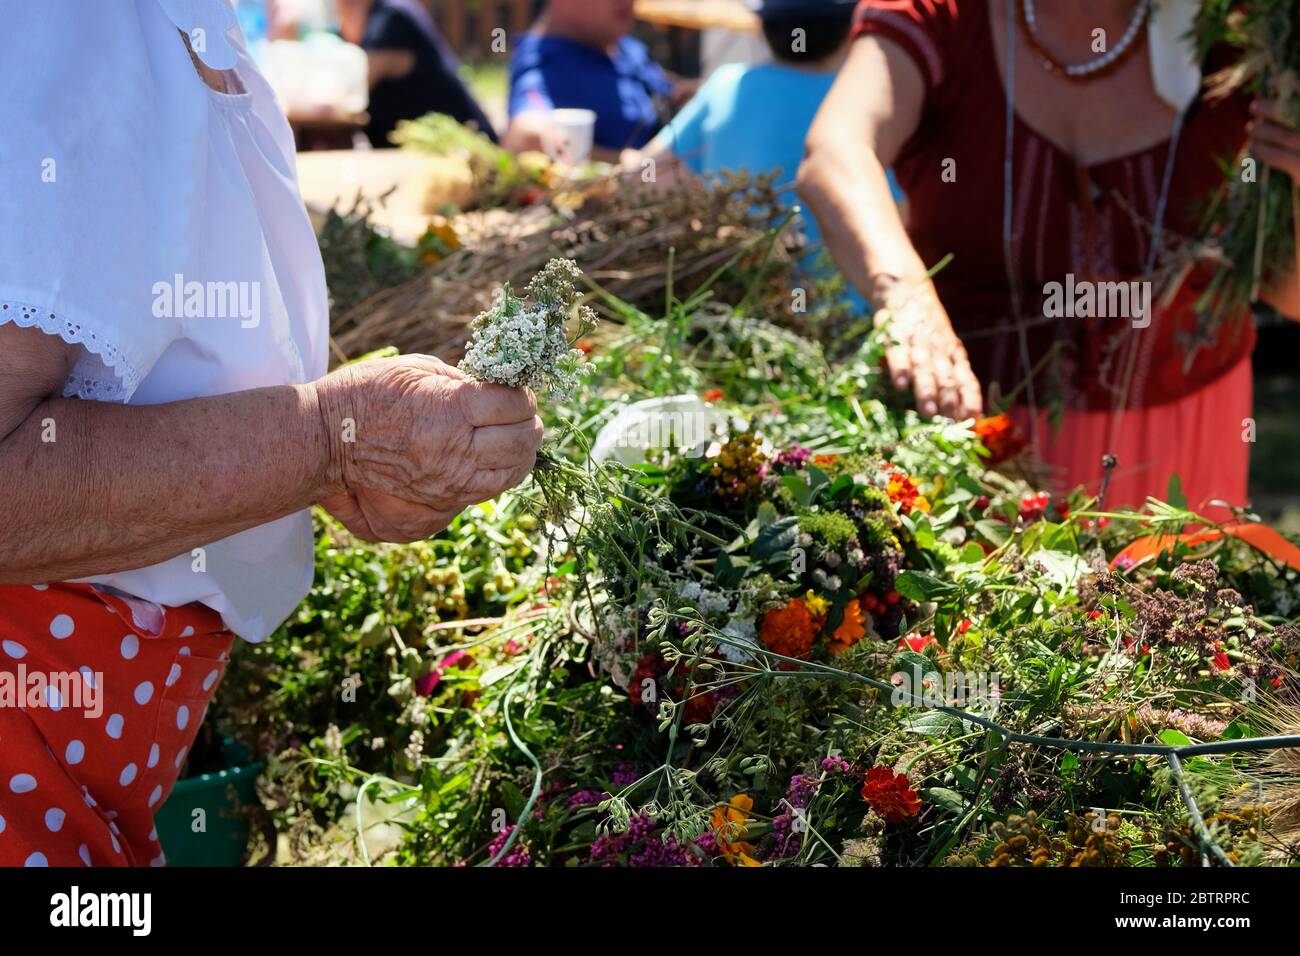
(295, 149), (438, 245)
(633, 0), (760, 32)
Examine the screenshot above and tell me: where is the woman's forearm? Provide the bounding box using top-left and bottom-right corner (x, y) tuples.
(798, 144), (930, 304)
(0, 383), (335, 583)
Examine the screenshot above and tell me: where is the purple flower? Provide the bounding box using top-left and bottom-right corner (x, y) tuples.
(821, 755), (851, 775)
(610, 762), (643, 789)
(485, 825), (531, 867)
(776, 445), (812, 469)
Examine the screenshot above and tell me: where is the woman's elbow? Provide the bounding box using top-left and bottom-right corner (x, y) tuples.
(795, 146), (830, 214)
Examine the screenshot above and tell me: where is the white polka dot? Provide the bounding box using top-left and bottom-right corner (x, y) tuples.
(24, 852), (48, 867)
(79, 844), (91, 866)
(110, 832), (121, 854)
(148, 827), (158, 842)
(105, 713), (124, 738)
(133, 681), (154, 705)
(147, 743), (160, 769)
(176, 705), (190, 730)
(150, 854), (166, 867)
(165, 663), (182, 687)
(174, 745), (188, 768)
(45, 807), (65, 832)
(9, 773), (36, 794)
(2, 639), (27, 659)
(119, 763), (138, 787)
(0, 814), (5, 833)
(202, 669), (220, 691)
(120, 634), (139, 660)
(49, 614), (74, 639)
(147, 785), (163, 807)
(45, 685), (63, 711)
(32, 583), (49, 591)
(180, 626), (195, 637)
(65, 740), (85, 765)
(179, 646), (192, 656)
(81, 788), (97, 808)
(80, 666), (97, 690)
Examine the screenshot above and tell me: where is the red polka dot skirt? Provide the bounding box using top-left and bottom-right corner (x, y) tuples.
(0, 583), (234, 867)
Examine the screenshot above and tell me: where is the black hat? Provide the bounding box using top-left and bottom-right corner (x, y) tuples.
(747, 0), (858, 20)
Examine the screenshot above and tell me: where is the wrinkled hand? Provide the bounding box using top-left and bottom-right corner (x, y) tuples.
(875, 279), (983, 420)
(311, 354), (543, 542)
(1250, 99), (1300, 181)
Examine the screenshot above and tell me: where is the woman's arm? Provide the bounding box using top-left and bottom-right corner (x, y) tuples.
(0, 324), (541, 583)
(1249, 99), (1300, 320)
(797, 36), (982, 420)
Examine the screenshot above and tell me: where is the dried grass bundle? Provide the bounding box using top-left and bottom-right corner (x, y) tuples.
(327, 170), (800, 365)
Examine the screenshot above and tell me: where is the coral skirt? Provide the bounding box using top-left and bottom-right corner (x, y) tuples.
(1012, 357), (1253, 518)
(0, 583), (232, 867)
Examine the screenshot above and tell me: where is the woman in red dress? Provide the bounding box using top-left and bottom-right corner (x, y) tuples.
(799, 0), (1300, 513)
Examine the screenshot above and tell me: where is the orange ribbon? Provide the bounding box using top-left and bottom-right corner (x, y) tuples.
(1112, 521), (1300, 572)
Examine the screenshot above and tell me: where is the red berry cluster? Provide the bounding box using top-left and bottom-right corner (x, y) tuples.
(1018, 491), (1051, 523)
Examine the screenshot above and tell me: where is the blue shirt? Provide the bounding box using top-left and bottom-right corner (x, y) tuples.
(659, 62), (902, 301)
(508, 34), (672, 151)
(661, 62), (902, 231)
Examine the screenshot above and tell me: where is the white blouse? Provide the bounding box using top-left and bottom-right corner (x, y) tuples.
(0, 0), (329, 641)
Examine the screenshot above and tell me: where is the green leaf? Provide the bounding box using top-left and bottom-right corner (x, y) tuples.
(902, 711), (964, 737)
(923, 787), (966, 814)
(1031, 550), (1087, 588)
(895, 570), (957, 603)
(781, 474), (812, 508)
(358, 611), (388, 648)
(975, 519), (1009, 547)
(1159, 728), (1194, 747)
(894, 648), (941, 677)
(1166, 474), (1188, 510)
(752, 516), (798, 561)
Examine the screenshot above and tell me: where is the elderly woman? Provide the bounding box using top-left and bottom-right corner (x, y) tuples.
(0, 1), (540, 867)
(799, 0), (1300, 513)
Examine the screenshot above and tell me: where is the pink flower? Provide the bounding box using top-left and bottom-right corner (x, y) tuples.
(415, 650), (476, 696)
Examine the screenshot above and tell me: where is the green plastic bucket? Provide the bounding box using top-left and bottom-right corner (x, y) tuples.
(154, 737), (263, 867)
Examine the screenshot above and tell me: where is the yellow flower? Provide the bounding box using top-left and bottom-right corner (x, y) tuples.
(804, 591), (830, 618)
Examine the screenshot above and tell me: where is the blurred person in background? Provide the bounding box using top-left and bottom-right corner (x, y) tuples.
(632, 0), (902, 289)
(503, 0), (695, 160)
(338, 0), (498, 146)
(799, 0), (1300, 513)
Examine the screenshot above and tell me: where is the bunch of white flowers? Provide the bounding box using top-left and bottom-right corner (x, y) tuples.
(459, 258), (596, 398)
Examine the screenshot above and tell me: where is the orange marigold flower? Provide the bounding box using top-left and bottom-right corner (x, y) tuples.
(759, 598), (817, 666)
(711, 794), (760, 865)
(860, 766), (922, 823)
(702, 388), (725, 403)
(811, 453), (838, 468)
(827, 598), (866, 653)
(886, 471), (931, 515)
(973, 414), (1027, 465)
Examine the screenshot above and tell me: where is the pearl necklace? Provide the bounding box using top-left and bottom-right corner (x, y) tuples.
(1020, 0), (1151, 82)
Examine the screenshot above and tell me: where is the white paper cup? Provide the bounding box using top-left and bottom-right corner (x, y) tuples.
(545, 108), (597, 166)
